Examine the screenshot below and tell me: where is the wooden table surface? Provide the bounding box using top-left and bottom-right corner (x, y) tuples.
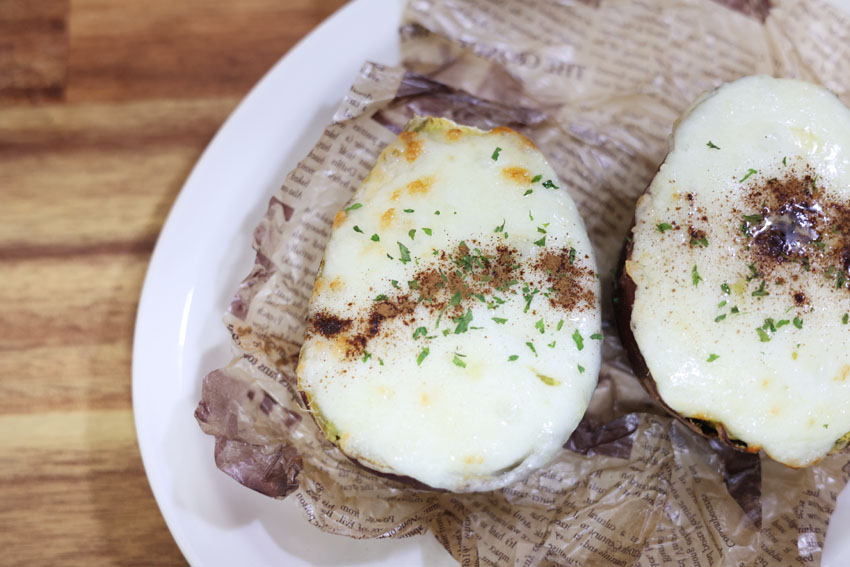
(0, 1), (347, 564)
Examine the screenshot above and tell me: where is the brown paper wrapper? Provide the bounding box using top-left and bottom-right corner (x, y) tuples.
(195, 1), (850, 564)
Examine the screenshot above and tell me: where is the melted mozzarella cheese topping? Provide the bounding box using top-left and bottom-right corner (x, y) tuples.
(628, 76), (850, 467)
(297, 117), (601, 491)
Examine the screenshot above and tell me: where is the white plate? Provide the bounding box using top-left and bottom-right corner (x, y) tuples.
(132, 1), (850, 565)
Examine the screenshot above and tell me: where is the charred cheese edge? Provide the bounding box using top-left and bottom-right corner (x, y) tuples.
(296, 116), (601, 492)
(627, 76), (850, 467)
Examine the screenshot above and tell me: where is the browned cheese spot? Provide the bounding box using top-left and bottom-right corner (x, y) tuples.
(489, 126), (537, 149)
(333, 210), (347, 229)
(502, 166), (532, 185)
(400, 131), (423, 163)
(329, 277), (343, 291)
(446, 128), (463, 142)
(381, 208), (396, 229)
(406, 176), (433, 196)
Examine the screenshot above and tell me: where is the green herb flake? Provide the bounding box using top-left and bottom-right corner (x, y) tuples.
(590, 332), (603, 340)
(371, 233), (380, 242)
(416, 347), (430, 365)
(793, 316), (803, 329)
(422, 228), (432, 236)
(692, 265), (703, 286)
(406, 229), (415, 240)
(706, 141), (721, 150)
(452, 354), (467, 368)
(494, 220), (506, 233)
(843, 313), (849, 325)
(526, 342), (538, 356)
(824, 423), (829, 429)
(657, 222), (673, 233)
(731, 306), (740, 314)
(815, 241), (826, 250)
(345, 203), (363, 212)
(408, 279), (420, 289)
(715, 314), (727, 322)
(453, 309), (473, 334)
(353, 225), (364, 233)
(707, 353), (720, 362)
(542, 179), (559, 189)
(742, 213), (764, 223)
(752, 280), (769, 297)
(378, 358), (384, 366)
(535, 319), (545, 334)
(572, 329), (584, 351)
(740, 168), (758, 182)
(529, 210), (534, 221)
(691, 236), (709, 247)
(537, 226), (547, 234)
(534, 236), (546, 246)
(434, 210), (441, 215)
(557, 319), (564, 331)
(721, 282), (731, 294)
(763, 318), (776, 333)
(776, 319), (790, 328)
(374, 294), (387, 301)
(490, 317), (508, 325)
(756, 328), (771, 342)
(508, 355), (519, 362)
(782, 156), (787, 166)
(569, 247), (576, 265)
(403, 208), (414, 213)
(362, 351), (371, 362)
(523, 189), (533, 196)
(548, 341), (556, 348)
(413, 326), (428, 340)
(492, 147), (502, 160)
(397, 241), (411, 264)
(449, 291), (462, 307)
(391, 279), (399, 289)
(718, 300), (728, 308)
(577, 365), (585, 374)
(531, 174), (543, 183)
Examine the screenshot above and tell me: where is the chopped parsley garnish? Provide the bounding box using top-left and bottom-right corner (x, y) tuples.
(715, 314), (726, 322)
(452, 353), (467, 368)
(378, 358), (384, 366)
(537, 226), (547, 234)
(692, 265), (703, 286)
(374, 294), (387, 301)
(569, 247), (576, 265)
(391, 279), (399, 289)
(740, 168), (758, 182)
(721, 282), (731, 294)
(590, 333), (603, 340)
(815, 241), (826, 250)
(752, 280), (769, 297)
(706, 141), (720, 150)
(557, 319), (564, 331)
(707, 354), (719, 362)
(408, 229), (416, 240)
(718, 300), (727, 308)
(434, 210), (440, 215)
(492, 317), (507, 324)
(742, 213), (763, 223)
(762, 318), (776, 333)
(824, 424), (829, 429)
(526, 342), (538, 356)
(528, 210), (534, 221)
(572, 329), (584, 351)
(362, 351), (371, 362)
(577, 365), (586, 374)
(522, 287), (539, 312)
(491, 147), (502, 160)
(450, 291), (462, 307)
(413, 326), (427, 339)
(403, 208), (414, 213)
(691, 236), (709, 247)
(657, 222), (673, 233)
(793, 316), (803, 329)
(408, 279), (419, 289)
(345, 203), (363, 212)
(494, 220), (505, 233)
(353, 225), (363, 233)
(531, 174), (543, 183)
(535, 319), (545, 333)
(508, 355), (519, 361)
(397, 241), (411, 264)
(843, 313), (849, 325)
(782, 156), (787, 166)
(776, 319), (790, 328)
(548, 341), (556, 348)
(537, 373), (559, 386)
(730, 306), (740, 314)
(452, 309), (473, 334)
(371, 233), (380, 242)
(542, 179), (559, 189)
(756, 328), (771, 342)
(523, 189), (533, 196)
(534, 236), (546, 246)
(416, 347), (430, 365)
(422, 228), (432, 236)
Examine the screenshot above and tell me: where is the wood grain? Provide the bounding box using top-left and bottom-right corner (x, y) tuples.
(0, 0), (348, 564)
